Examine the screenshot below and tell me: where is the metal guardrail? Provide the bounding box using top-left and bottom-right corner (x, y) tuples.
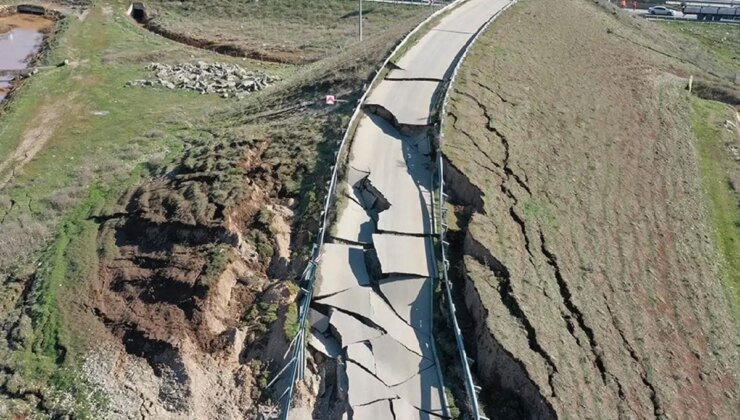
(433, 1), (518, 419)
(268, 1), (467, 419)
(641, 13), (740, 23)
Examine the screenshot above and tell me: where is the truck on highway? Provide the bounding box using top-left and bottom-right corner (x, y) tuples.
(681, 3), (740, 20)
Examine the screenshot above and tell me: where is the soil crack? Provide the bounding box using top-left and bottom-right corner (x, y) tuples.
(466, 236), (559, 397)
(448, 110), (502, 174)
(538, 228), (609, 387)
(605, 299), (662, 418)
(472, 81), (519, 107)
(455, 90), (531, 195)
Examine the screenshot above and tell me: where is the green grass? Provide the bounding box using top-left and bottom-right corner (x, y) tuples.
(282, 302), (300, 340)
(659, 21), (740, 73)
(16, 184), (111, 417)
(3, 15), (188, 183)
(522, 199), (556, 230)
(200, 244), (233, 288)
(691, 98), (740, 316)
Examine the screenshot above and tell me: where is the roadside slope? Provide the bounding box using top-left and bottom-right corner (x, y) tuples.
(443, 0), (739, 418)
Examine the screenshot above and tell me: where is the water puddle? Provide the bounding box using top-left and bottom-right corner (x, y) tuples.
(0, 13), (54, 102)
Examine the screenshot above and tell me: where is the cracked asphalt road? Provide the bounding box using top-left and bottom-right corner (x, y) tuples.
(307, 0), (514, 418)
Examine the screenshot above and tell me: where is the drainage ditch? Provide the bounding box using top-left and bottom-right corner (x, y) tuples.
(126, 2), (305, 64)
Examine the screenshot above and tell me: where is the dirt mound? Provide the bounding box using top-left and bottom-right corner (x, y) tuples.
(443, 0), (738, 419)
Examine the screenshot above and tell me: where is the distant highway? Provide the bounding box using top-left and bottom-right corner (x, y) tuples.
(628, 8), (740, 23)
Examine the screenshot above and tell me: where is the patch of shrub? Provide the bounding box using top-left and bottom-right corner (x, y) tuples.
(282, 302), (299, 340)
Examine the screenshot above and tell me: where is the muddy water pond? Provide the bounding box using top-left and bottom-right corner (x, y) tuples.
(0, 13), (54, 102)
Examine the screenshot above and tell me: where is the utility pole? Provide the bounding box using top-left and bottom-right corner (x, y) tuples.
(359, 0), (363, 41)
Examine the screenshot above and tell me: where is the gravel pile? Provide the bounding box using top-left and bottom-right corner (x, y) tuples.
(127, 61), (279, 98)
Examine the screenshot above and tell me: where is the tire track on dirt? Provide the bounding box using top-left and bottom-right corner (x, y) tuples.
(0, 98), (72, 189)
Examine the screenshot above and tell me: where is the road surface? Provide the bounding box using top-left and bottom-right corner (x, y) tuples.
(307, 0), (513, 418)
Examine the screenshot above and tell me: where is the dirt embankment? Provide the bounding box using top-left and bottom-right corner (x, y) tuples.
(87, 133), (301, 418)
(0, 13), (54, 33)
(443, 0), (739, 419)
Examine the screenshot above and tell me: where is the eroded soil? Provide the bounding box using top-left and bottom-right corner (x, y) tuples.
(444, 0), (739, 418)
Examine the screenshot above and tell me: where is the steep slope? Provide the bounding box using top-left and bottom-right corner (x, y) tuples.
(443, 0), (739, 418)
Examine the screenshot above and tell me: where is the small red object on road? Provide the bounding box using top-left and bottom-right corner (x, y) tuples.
(325, 95), (336, 105)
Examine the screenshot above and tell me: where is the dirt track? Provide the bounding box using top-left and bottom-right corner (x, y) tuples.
(443, 0), (738, 418)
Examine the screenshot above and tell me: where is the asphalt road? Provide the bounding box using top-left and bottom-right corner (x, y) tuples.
(306, 0), (513, 418)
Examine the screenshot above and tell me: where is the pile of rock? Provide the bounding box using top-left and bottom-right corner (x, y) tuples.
(127, 62), (279, 98)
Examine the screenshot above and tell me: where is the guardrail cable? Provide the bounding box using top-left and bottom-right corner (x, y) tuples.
(433, 1), (518, 419)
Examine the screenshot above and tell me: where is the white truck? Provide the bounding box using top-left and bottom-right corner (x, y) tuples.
(681, 4), (740, 20)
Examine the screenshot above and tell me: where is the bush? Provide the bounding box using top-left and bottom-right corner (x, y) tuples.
(200, 245), (232, 288)
(282, 303), (299, 340)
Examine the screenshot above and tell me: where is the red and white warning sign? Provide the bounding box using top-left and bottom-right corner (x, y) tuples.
(325, 95), (336, 105)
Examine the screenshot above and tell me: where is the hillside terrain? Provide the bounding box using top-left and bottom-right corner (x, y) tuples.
(443, 0), (739, 419)
(0, 0), (432, 418)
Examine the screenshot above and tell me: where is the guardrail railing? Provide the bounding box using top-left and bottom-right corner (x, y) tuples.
(432, 1), (518, 419)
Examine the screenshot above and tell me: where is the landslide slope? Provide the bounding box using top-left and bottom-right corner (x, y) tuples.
(443, 0), (739, 418)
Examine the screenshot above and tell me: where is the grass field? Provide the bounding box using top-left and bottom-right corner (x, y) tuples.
(659, 21), (740, 73)
(691, 99), (740, 314)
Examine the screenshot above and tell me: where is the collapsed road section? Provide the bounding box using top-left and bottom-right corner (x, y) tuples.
(292, 0), (515, 418)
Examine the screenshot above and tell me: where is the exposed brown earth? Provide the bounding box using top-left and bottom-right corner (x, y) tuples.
(443, 0), (739, 419)
(0, 98), (72, 188)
